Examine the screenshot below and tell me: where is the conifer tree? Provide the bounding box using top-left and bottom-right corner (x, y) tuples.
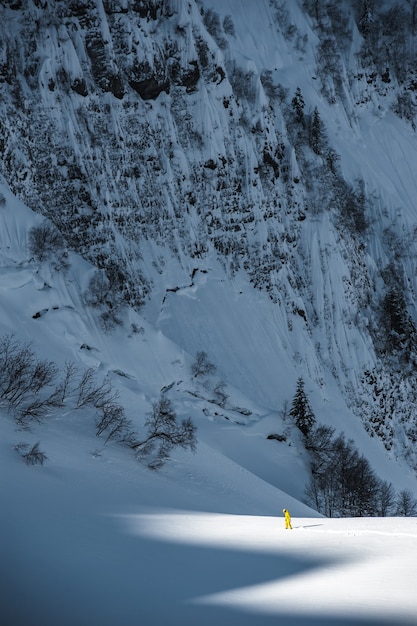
(356, 0), (376, 36)
(291, 87), (305, 127)
(289, 377), (316, 436)
(309, 107), (325, 155)
(381, 286), (417, 357)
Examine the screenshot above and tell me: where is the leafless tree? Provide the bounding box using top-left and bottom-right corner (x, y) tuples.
(212, 380), (228, 407)
(191, 351), (216, 378)
(131, 398), (197, 469)
(28, 222), (69, 271)
(0, 334), (58, 413)
(377, 480), (396, 516)
(395, 489), (417, 516)
(95, 402), (134, 444)
(75, 368), (117, 409)
(51, 361), (78, 406)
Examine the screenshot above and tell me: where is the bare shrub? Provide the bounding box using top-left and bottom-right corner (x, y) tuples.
(131, 397), (197, 469)
(75, 367), (117, 408)
(0, 334), (58, 417)
(83, 270), (111, 308)
(83, 270), (124, 329)
(95, 402), (134, 444)
(16, 396), (57, 429)
(212, 380), (228, 407)
(191, 351), (216, 378)
(51, 361), (78, 405)
(223, 14), (235, 36)
(14, 441), (47, 465)
(28, 222), (69, 271)
(395, 489), (417, 516)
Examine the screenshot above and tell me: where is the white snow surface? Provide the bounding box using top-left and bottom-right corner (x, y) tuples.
(2, 407), (417, 626)
(1, 1), (417, 624)
(1, 185), (417, 626)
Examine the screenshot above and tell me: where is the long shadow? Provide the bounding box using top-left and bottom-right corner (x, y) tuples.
(126, 536), (409, 626)
(295, 523), (324, 529)
(3, 513), (413, 626)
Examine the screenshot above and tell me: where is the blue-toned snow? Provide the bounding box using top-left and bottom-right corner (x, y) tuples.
(2, 1), (417, 624)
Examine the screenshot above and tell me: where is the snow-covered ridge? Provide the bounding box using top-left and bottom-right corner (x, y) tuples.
(1, 1), (417, 494)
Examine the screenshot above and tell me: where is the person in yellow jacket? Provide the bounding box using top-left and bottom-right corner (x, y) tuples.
(283, 508), (292, 529)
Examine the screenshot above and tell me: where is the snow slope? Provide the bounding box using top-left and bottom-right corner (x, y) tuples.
(1, 183), (417, 626)
(2, 0), (417, 469)
(1, 1), (417, 624)
(2, 403), (417, 626)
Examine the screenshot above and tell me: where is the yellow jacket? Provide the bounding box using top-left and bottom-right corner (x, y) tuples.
(283, 508), (292, 529)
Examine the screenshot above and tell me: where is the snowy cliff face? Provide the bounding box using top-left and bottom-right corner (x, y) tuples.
(1, 0), (417, 476)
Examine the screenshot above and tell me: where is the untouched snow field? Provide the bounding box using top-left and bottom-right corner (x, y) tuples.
(2, 423), (417, 626)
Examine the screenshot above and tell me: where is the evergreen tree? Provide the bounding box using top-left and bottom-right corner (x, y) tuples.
(291, 87), (305, 127)
(309, 107), (326, 155)
(290, 377), (316, 436)
(383, 287), (406, 337)
(355, 0), (378, 36)
(381, 286), (417, 358)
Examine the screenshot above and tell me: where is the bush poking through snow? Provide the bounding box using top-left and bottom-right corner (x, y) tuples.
(14, 441), (47, 466)
(95, 402), (134, 444)
(191, 351), (216, 378)
(0, 334), (59, 426)
(27, 222), (69, 271)
(83, 270), (112, 309)
(212, 380), (228, 407)
(130, 397), (197, 470)
(0, 334), (197, 469)
(75, 367), (117, 409)
(83, 270), (125, 330)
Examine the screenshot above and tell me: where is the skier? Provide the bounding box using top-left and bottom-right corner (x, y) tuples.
(283, 508), (292, 529)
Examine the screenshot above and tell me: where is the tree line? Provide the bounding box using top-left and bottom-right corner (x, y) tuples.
(289, 377), (417, 517)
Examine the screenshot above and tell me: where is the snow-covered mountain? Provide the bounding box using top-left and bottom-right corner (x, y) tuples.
(2, 0), (417, 508)
(2, 1), (417, 624)
(2, 0), (417, 468)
